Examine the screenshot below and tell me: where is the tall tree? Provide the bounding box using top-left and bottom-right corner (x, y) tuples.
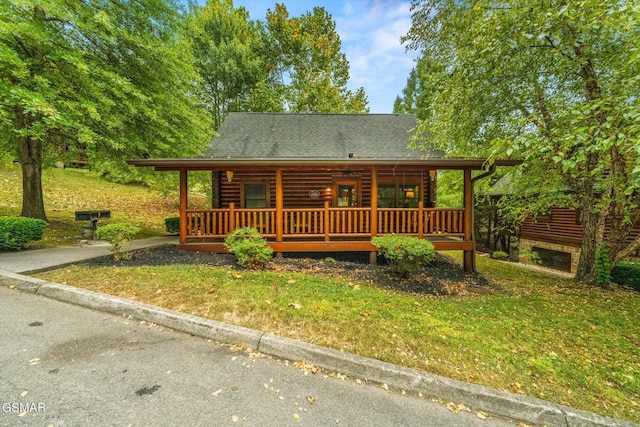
(393, 66), (424, 118)
(403, 0), (640, 283)
(0, 0), (211, 220)
(264, 4), (368, 113)
(187, 0), (267, 128)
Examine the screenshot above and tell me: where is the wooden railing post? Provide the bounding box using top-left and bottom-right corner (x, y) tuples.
(229, 202), (235, 232)
(324, 201), (330, 241)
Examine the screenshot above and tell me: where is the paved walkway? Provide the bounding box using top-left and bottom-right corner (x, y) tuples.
(0, 239), (636, 427)
(0, 236), (176, 274)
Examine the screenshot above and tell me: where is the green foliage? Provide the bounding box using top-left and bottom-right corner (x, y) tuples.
(403, 0), (640, 282)
(186, 0), (267, 128)
(95, 222), (141, 260)
(1, 0), (211, 218)
(0, 216), (47, 250)
(595, 245), (612, 285)
(263, 4), (369, 113)
(371, 235), (435, 277)
(164, 217), (180, 234)
(611, 261), (640, 290)
(519, 247), (542, 265)
(491, 251), (509, 261)
(185, 1), (368, 126)
(224, 227), (273, 267)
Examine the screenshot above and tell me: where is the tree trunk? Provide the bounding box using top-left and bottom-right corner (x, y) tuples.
(604, 145), (637, 268)
(575, 209), (597, 283)
(16, 108), (47, 221)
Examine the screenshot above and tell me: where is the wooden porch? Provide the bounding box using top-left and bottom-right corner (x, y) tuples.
(171, 165), (479, 271)
(180, 195), (473, 258)
(183, 202), (466, 242)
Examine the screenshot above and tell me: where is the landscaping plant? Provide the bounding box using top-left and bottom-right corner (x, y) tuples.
(224, 227), (273, 267)
(491, 251), (509, 261)
(0, 216), (47, 250)
(595, 244), (612, 285)
(371, 235), (435, 277)
(96, 222), (141, 260)
(165, 217), (180, 234)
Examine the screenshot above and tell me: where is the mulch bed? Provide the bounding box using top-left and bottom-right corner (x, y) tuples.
(81, 244), (498, 296)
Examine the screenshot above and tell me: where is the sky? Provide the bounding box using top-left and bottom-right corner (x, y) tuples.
(231, 0), (419, 114)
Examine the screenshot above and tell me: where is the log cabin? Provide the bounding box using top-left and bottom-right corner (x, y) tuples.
(128, 113), (522, 272)
(488, 174), (640, 274)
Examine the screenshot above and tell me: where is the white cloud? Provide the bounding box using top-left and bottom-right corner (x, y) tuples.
(333, 1), (417, 112)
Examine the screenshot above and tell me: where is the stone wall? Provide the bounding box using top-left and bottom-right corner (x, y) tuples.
(519, 238), (581, 274)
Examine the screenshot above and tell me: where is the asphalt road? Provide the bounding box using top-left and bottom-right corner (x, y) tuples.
(0, 286), (518, 427)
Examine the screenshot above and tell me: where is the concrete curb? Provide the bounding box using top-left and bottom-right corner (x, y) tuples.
(1, 269), (637, 427)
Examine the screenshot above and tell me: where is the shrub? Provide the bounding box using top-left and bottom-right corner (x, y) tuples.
(611, 261), (640, 290)
(519, 247), (542, 265)
(96, 222), (140, 260)
(165, 217), (180, 233)
(0, 216), (47, 250)
(491, 251), (509, 261)
(224, 227), (273, 267)
(371, 235), (435, 277)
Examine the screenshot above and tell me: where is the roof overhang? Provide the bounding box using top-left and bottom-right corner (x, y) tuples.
(127, 157), (523, 171)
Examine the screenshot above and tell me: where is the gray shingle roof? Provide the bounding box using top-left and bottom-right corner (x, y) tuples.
(201, 113), (443, 160)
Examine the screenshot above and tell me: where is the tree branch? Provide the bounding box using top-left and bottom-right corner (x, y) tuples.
(613, 235), (640, 265)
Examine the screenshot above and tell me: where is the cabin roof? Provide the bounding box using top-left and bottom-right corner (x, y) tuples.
(127, 112), (523, 170)
(201, 113), (442, 160)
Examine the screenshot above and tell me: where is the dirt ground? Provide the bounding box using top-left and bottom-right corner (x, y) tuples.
(82, 245), (498, 296)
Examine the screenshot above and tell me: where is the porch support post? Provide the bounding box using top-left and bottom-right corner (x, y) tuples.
(179, 169), (188, 245)
(370, 166), (378, 264)
(275, 168), (283, 257)
(418, 201), (424, 238)
(324, 201), (330, 242)
(463, 168), (476, 273)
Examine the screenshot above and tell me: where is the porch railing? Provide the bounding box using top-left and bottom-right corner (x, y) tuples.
(185, 203), (465, 240)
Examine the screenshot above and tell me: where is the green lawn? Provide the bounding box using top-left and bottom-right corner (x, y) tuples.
(38, 256), (640, 424)
(4, 165), (639, 423)
(1, 164), (182, 247)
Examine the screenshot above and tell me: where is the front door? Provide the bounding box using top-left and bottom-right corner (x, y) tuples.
(335, 181), (359, 207)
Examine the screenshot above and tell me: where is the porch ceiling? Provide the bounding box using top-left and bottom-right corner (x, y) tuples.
(127, 157), (523, 171)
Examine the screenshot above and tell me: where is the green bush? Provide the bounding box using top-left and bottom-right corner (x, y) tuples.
(0, 216), (47, 250)
(519, 247), (542, 265)
(224, 227), (273, 267)
(96, 222), (140, 260)
(371, 235), (435, 277)
(491, 251), (509, 260)
(611, 261), (640, 290)
(165, 217), (180, 233)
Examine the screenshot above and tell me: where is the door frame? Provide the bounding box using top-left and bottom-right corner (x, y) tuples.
(332, 178), (362, 207)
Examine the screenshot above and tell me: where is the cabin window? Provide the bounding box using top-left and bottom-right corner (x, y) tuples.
(378, 182), (420, 208)
(242, 182), (268, 208)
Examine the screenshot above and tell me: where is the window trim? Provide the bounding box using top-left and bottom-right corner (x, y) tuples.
(377, 179), (421, 208)
(240, 180), (270, 208)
